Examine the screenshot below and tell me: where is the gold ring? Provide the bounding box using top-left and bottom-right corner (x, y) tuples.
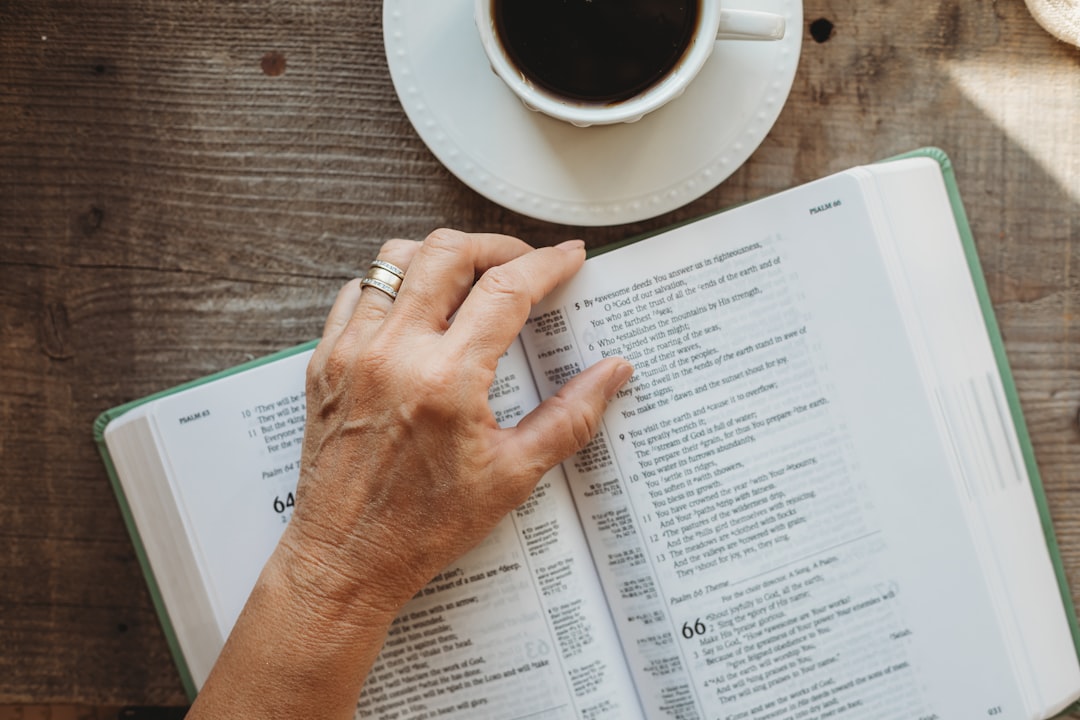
(360, 260), (405, 300)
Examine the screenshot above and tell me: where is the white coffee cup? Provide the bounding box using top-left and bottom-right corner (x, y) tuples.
(475, 1), (787, 127)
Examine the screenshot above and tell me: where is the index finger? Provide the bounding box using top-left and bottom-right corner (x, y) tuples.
(443, 240), (586, 367)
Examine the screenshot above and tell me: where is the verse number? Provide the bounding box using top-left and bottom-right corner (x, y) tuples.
(681, 618), (707, 639)
(273, 492), (296, 514)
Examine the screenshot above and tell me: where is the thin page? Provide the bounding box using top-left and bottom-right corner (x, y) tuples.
(522, 168), (1027, 719)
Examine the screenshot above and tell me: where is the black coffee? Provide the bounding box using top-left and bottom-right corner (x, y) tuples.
(492, 0), (700, 104)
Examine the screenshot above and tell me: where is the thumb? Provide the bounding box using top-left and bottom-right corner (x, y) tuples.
(498, 357), (634, 481)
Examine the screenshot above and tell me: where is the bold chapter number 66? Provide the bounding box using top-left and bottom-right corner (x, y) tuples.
(682, 618), (707, 639)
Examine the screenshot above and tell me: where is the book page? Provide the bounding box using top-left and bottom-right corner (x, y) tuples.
(521, 170), (1029, 720)
(148, 350), (312, 637)
(146, 342), (641, 719)
(862, 159), (1080, 715)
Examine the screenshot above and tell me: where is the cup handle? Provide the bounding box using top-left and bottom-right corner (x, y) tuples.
(716, 9), (786, 41)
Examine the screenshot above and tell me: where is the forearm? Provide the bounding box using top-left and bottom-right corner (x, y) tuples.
(186, 535), (399, 719)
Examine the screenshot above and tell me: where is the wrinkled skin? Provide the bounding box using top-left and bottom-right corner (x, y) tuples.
(187, 230), (632, 719)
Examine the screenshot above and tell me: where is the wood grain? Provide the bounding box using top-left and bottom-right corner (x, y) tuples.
(1, 0), (1078, 709)
(0, 708), (120, 720)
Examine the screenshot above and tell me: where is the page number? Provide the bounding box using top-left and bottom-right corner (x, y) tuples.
(273, 492), (295, 514)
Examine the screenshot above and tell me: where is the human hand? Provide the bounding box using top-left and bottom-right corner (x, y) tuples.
(188, 229), (631, 720)
(281, 229), (633, 616)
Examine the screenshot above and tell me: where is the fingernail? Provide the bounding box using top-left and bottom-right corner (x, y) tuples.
(605, 361), (634, 400)
(555, 239), (585, 252)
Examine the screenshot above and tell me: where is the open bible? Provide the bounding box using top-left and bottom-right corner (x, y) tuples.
(96, 149), (1080, 720)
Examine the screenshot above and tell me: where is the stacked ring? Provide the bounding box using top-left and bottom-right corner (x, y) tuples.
(360, 259), (406, 300)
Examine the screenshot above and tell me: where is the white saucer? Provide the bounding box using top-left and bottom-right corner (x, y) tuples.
(383, 0), (802, 226)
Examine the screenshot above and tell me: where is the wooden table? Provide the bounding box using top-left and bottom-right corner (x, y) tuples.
(2, 0), (1078, 711)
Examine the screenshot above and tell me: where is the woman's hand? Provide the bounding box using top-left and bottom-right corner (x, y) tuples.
(283, 229), (632, 614)
(188, 229), (631, 720)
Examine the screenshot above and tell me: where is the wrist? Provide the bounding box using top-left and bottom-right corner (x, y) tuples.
(272, 519), (411, 630)
(191, 526), (404, 720)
